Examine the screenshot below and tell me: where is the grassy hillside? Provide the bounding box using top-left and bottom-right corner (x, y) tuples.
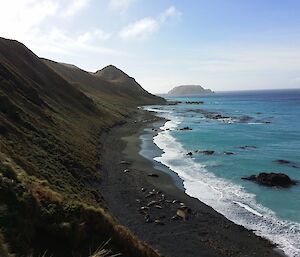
(0, 37), (164, 257)
(43, 60), (164, 111)
(95, 65), (145, 93)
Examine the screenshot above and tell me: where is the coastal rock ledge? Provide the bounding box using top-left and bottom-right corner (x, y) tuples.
(242, 172), (296, 187)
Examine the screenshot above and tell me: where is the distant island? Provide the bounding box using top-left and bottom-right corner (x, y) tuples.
(168, 85), (213, 95)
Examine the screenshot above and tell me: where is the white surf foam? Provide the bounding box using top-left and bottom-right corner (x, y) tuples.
(146, 107), (170, 113)
(233, 201), (263, 217)
(145, 107), (300, 257)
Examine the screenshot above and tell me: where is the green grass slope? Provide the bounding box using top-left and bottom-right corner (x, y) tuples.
(43, 60), (164, 110)
(0, 37), (163, 257)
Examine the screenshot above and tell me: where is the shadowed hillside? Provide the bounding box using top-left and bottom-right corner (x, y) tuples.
(0, 37), (163, 257)
(44, 60), (164, 109)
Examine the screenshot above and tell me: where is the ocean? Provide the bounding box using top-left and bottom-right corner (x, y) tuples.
(143, 89), (300, 257)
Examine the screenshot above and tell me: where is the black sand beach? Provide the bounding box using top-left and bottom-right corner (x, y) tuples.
(100, 108), (285, 257)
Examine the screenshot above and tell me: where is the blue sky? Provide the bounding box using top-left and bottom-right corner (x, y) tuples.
(1, 0), (300, 93)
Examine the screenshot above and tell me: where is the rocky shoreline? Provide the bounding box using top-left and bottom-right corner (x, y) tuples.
(99, 108), (286, 257)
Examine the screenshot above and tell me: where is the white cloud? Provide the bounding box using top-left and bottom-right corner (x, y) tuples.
(77, 29), (112, 44)
(0, 0), (58, 40)
(27, 27), (126, 58)
(160, 6), (182, 23)
(108, 0), (136, 12)
(119, 18), (159, 40)
(0, 0), (126, 60)
(64, 0), (90, 16)
(119, 6), (181, 41)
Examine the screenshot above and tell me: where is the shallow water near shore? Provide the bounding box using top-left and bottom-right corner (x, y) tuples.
(142, 89), (300, 257)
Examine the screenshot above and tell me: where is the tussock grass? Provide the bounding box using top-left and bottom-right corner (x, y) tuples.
(0, 160), (160, 257)
(27, 179), (64, 203)
(89, 240), (121, 257)
(0, 232), (13, 257)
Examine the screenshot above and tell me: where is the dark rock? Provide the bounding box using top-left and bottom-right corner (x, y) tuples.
(179, 126), (192, 131)
(176, 208), (189, 221)
(154, 219), (165, 225)
(144, 214), (153, 223)
(171, 215), (179, 221)
(224, 152), (235, 155)
(166, 101), (181, 105)
(148, 173), (159, 178)
(276, 159), (291, 164)
(145, 216), (153, 223)
(239, 146), (257, 150)
(242, 172), (296, 187)
(145, 192), (155, 198)
(186, 152), (193, 156)
(179, 203), (187, 208)
(185, 101), (204, 104)
(275, 159), (299, 168)
(213, 114), (230, 120)
(238, 115), (253, 123)
(197, 150), (215, 155)
(147, 201), (158, 207)
(120, 160), (130, 165)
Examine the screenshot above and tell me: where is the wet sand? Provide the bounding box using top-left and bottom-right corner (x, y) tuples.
(99, 108), (285, 257)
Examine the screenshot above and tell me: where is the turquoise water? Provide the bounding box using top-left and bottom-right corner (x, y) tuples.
(145, 89), (300, 257)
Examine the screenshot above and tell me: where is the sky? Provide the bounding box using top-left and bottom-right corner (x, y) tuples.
(1, 0), (300, 93)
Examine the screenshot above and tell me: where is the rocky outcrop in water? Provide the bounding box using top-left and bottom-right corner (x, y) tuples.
(275, 160), (299, 169)
(179, 126), (192, 131)
(185, 101), (204, 104)
(239, 146), (257, 150)
(166, 101), (181, 105)
(242, 172), (296, 187)
(195, 150), (215, 155)
(186, 108), (274, 125)
(224, 152), (235, 155)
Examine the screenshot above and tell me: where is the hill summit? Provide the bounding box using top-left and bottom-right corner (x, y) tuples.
(95, 65), (129, 82)
(95, 65), (145, 93)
